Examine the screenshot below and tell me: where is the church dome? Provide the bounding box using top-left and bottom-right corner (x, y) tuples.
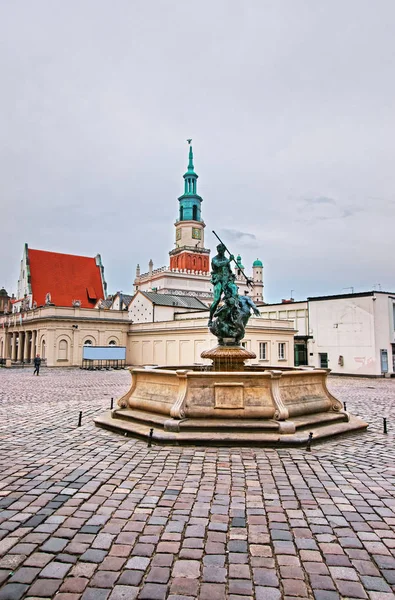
(253, 259), (263, 268)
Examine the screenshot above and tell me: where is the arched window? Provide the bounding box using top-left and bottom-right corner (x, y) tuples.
(192, 205), (197, 221)
(108, 340), (117, 346)
(41, 340), (46, 359)
(58, 339), (68, 360)
(180, 206), (184, 221)
(84, 339), (93, 346)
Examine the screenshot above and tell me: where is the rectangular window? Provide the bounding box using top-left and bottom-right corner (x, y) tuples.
(259, 342), (267, 360)
(278, 342), (286, 360)
(319, 353), (328, 368)
(393, 304), (395, 331)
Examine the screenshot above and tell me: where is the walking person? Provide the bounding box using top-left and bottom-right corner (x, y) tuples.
(33, 354), (41, 376)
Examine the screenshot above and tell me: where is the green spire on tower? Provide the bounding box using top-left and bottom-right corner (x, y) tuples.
(178, 140), (203, 221)
(187, 139), (195, 172)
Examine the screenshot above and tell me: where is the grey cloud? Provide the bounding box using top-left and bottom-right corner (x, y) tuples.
(220, 229), (257, 241)
(303, 196), (337, 206)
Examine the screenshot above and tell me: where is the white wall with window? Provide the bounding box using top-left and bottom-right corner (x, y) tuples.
(308, 292), (395, 376)
(278, 342), (286, 360)
(259, 342), (268, 361)
(58, 339), (68, 361)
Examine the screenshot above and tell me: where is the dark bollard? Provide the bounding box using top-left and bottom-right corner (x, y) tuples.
(148, 428), (154, 447)
(110, 397), (114, 410)
(306, 431), (313, 452)
(343, 402), (347, 412)
(384, 417), (388, 434)
(78, 411), (82, 427)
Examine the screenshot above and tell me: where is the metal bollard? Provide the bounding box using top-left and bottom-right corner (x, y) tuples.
(110, 397), (114, 410)
(384, 417), (388, 434)
(306, 431), (313, 452)
(148, 428), (154, 447)
(343, 402), (347, 412)
(78, 411), (82, 427)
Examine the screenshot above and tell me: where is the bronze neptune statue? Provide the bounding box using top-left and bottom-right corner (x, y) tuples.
(208, 232), (260, 345)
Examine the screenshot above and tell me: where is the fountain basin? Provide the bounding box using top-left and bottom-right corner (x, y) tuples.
(94, 365), (368, 445)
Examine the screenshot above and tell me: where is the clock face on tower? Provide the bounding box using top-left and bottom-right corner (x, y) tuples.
(176, 229), (181, 241)
(192, 228), (201, 240)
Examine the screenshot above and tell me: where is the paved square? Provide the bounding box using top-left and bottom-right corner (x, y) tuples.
(0, 367), (394, 599)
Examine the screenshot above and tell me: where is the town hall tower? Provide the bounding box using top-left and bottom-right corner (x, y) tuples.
(169, 141), (210, 272)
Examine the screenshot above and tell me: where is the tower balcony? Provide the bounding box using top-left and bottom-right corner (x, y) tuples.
(169, 245), (210, 256)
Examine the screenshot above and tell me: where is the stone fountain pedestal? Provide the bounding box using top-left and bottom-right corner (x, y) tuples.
(95, 346), (368, 445)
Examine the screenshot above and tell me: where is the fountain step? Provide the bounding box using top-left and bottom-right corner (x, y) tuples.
(94, 409), (366, 446)
(112, 407), (348, 432)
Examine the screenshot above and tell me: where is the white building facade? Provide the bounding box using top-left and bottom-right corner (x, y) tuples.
(261, 292), (395, 377)
(308, 291), (395, 376)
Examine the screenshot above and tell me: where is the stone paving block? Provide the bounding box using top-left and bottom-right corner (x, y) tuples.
(0, 556), (26, 571)
(40, 538), (68, 553)
(172, 560), (200, 579)
(90, 570), (119, 588)
(0, 583), (29, 600)
(199, 583), (226, 599)
(59, 577), (89, 593)
(146, 567), (170, 583)
(80, 549), (107, 563)
(125, 557), (150, 571)
(255, 587), (282, 600)
(313, 592), (341, 600)
(82, 588), (110, 600)
(202, 566), (226, 583)
(138, 583), (168, 599)
(9, 567), (40, 584)
(39, 561), (71, 579)
(359, 576), (392, 592)
(28, 578), (61, 597)
(335, 579), (368, 598)
(108, 586), (139, 600)
(282, 579), (309, 597)
(169, 578), (199, 596)
(253, 568), (279, 587)
(70, 562), (97, 578)
(309, 574), (337, 592)
(228, 578), (253, 595)
(117, 571), (144, 586)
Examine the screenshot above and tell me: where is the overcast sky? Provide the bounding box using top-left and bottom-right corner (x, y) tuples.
(1, 1), (394, 303)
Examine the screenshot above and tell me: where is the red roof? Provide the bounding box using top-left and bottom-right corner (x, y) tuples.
(28, 249), (104, 309)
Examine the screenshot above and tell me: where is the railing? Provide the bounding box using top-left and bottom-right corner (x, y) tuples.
(81, 359), (126, 370)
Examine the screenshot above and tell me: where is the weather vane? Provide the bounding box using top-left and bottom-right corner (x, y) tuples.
(187, 138), (192, 145)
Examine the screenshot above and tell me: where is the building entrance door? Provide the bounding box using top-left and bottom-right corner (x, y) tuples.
(380, 349), (388, 374)
(319, 353), (328, 368)
(294, 343), (308, 366)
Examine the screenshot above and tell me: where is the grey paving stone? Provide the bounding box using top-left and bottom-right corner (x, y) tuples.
(0, 583), (29, 600)
(108, 586), (139, 600)
(39, 561), (71, 579)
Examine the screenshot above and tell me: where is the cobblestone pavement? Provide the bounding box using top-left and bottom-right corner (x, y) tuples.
(0, 367), (394, 600)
